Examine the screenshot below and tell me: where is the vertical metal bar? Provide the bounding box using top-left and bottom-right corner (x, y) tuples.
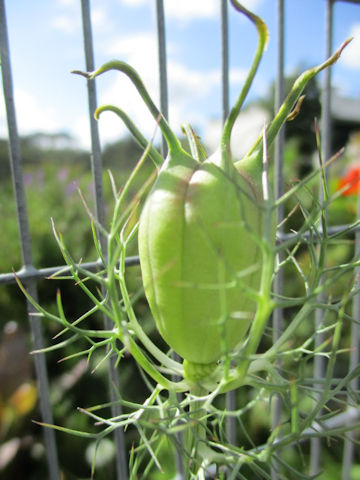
(340, 1), (360, 475)
(221, 0), (237, 447)
(221, 0), (229, 124)
(271, 1), (285, 479)
(274, 0), (285, 224)
(80, 2), (128, 478)
(0, 1), (60, 479)
(342, 197), (360, 479)
(156, 0), (169, 157)
(321, 0), (333, 167)
(155, 3), (186, 477)
(80, 0), (106, 235)
(0, 8), (33, 268)
(310, 0), (333, 474)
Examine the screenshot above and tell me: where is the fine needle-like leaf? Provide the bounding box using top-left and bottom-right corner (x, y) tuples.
(77, 186), (108, 239)
(53, 301), (108, 339)
(32, 420), (98, 439)
(30, 334), (79, 355)
(55, 289), (116, 339)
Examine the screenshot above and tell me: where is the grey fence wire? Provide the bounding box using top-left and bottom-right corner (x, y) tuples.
(79, 1), (129, 478)
(0, 1), (60, 479)
(310, 0), (333, 475)
(0, 1), (360, 479)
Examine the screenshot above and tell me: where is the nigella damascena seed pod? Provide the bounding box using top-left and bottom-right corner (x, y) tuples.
(138, 146), (264, 380)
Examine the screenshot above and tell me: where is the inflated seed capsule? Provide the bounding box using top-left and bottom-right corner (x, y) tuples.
(138, 147), (263, 379)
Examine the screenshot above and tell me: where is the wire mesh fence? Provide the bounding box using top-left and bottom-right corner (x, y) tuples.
(1, 0), (360, 479)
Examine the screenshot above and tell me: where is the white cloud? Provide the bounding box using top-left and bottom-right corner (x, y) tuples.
(168, 62), (219, 100)
(90, 6), (110, 31)
(52, 3), (108, 35)
(203, 104), (269, 157)
(105, 32), (158, 64)
(121, 0), (145, 5)
(165, 0), (218, 20)
(52, 14), (80, 34)
(121, 0), (262, 21)
(52, 0), (80, 34)
(72, 114), (93, 149)
(229, 68), (247, 85)
(13, 89), (62, 135)
(166, 62), (220, 133)
(340, 24), (360, 69)
(57, 0), (76, 5)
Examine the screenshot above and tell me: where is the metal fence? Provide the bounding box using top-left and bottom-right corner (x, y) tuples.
(0, 0), (359, 479)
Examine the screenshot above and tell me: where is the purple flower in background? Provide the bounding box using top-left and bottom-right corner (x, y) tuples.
(66, 181), (78, 197)
(57, 168), (69, 183)
(36, 170), (44, 189)
(23, 172), (33, 186)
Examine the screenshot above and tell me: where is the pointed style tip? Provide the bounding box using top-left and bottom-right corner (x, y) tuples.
(71, 69), (92, 79)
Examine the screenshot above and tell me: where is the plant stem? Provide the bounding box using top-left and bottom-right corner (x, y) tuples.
(185, 384), (208, 478)
(221, 0), (268, 158)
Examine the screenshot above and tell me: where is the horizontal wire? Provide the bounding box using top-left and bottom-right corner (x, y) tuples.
(2, 222), (360, 286)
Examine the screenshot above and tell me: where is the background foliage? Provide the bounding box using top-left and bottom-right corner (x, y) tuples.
(1, 78), (360, 478)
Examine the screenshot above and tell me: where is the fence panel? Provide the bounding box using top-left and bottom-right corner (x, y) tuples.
(0, 1), (60, 478)
(0, 0), (359, 478)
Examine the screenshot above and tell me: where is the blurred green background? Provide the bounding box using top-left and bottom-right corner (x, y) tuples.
(1, 79), (360, 479)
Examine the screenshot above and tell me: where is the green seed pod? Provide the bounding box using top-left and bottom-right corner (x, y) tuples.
(138, 148), (263, 374)
(137, 0), (270, 381)
(79, 1), (349, 385)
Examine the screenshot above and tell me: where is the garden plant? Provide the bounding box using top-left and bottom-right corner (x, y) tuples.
(16, 1), (360, 478)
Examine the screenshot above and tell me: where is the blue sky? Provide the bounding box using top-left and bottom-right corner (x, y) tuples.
(1, 0), (360, 150)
